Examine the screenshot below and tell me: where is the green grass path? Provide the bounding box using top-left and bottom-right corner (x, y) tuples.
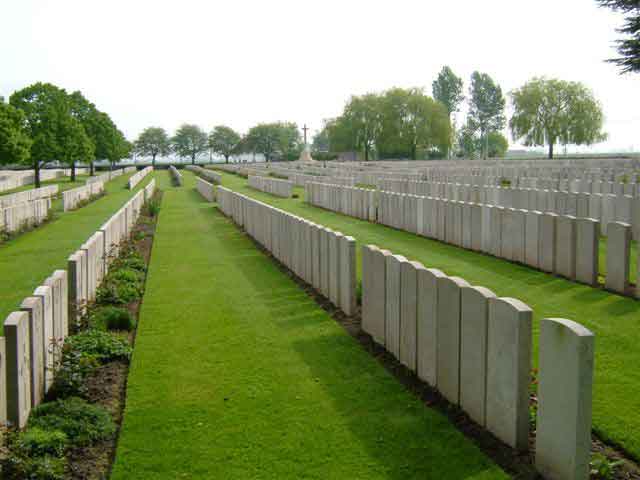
(0, 171), (154, 322)
(111, 170), (505, 479)
(217, 171), (640, 460)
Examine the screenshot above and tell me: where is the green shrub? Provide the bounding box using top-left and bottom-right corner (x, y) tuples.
(64, 330), (132, 363)
(90, 305), (136, 331)
(49, 350), (99, 399)
(16, 427), (68, 457)
(2, 453), (66, 480)
(145, 197), (161, 217)
(96, 267), (144, 305)
(112, 249), (146, 272)
(28, 397), (116, 446)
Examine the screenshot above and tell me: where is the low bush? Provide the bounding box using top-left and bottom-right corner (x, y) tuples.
(64, 330), (132, 363)
(28, 397), (116, 446)
(144, 196), (161, 217)
(96, 266), (144, 305)
(49, 350), (99, 399)
(2, 452), (66, 480)
(90, 305), (136, 331)
(15, 427), (69, 457)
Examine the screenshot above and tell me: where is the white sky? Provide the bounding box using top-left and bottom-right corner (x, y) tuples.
(1, 0), (638, 152)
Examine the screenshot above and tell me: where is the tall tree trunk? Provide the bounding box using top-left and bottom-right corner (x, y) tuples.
(548, 142), (554, 159)
(365, 145), (369, 162)
(71, 162), (76, 182)
(152, 153), (156, 168)
(191, 153), (195, 165)
(225, 155), (229, 164)
(90, 160), (95, 176)
(34, 160), (41, 188)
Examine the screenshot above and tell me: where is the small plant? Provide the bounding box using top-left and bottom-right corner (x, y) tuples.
(28, 397), (116, 446)
(49, 349), (99, 398)
(64, 330), (132, 363)
(590, 453), (624, 479)
(2, 452), (66, 480)
(15, 427), (68, 457)
(90, 305), (136, 331)
(145, 197), (161, 217)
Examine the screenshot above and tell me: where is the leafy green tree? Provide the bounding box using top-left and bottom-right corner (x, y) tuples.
(510, 77), (606, 159)
(487, 132), (509, 158)
(134, 127), (170, 166)
(171, 124), (208, 164)
(377, 88), (451, 159)
(10, 82), (75, 187)
(596, 0), (640, 73)
(209, 125), (241, 163)
(342, 93), (383, 161)
(60, 116), (95, 181)
(432, 66), (464, 157)
(0, 100), (32, 167)
(325, 116), (356, 153)
(105, 128), (130, 170)
(244, 122), (300, 162)
(312, 127), (330, 153)
(68, 92), (124, 176)
(432, 66), (464, 118)
(456, 123), (509, 159)
(467, 72), (506, 159)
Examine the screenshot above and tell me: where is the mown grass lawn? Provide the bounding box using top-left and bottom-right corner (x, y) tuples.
(0, 175), (90, 196)
(217, 170), (640, 460)
(0, 171), (155, 322)
(111, 170), (506, 479)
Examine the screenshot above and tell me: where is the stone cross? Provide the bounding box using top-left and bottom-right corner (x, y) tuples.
(302, 124), (310, 145)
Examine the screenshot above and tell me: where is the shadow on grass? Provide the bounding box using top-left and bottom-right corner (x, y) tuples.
(290, 333), (503, 479)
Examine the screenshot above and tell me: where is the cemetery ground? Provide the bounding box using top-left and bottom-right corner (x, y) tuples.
(215, 169), (640, 464)
(0, 175), (90, 197)
(0, 171), (155, 323)
(111, 170), (507, 479)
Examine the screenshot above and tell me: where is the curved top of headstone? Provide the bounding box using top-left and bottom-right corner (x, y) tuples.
(492, 297), (532, 313)
(542, 318), (594, 338)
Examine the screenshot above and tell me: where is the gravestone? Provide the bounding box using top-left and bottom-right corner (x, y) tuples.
(386, 254), (407, 359)
(536, 318), (594, 480)
(4, 311), (31, 428)
(605, 222), (631, 294)
(575, 218), (599, 286)
(400, 261), (421, 371)
(417, 267), (446, 386)
(486, 297), (532, 451)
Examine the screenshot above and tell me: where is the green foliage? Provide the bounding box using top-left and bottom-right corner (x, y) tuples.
(209, 125), (241, 163)
(135, 127), (171, 166)
(432, 65), (464, 117)
(590, 453), (625, 479)
(467, 72), (506, 159)
(244, 122), (301, 162)
(0, 99), (32, 166)
(377, 87), (451, 159)
(90, 305), (136, 331)
(2, 451), (66, 480)
(342, 93), (382, 161)
(172, 124), (208, 164)
(64, 329), (132, 363)
(29, 397), (116, 446)
(145, 195), (161, 217)
(96, 266), (144, 305)
(510, 77), (606, 159)
(16, 427), (69, 457)
(49, 349), (99, 398)
(596, 0), (640, 74)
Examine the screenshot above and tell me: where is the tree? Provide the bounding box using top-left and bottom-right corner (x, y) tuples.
(432, 66), (464, 157)
(0, 100), (32, 167)
(343, 93), (383, 161)
(596, 0), (640, 74)
(209, 125), (241, 163)
(377, 88), (451, 160)
(456, 122), (508, 159)
(467, 72), (506, 159)
(10, 82), (74, 187)
(432, 66), (464, 118)
(311, 127), (330, 153)
(134, 127), (170, 167)
(487, 132), (509, 158)
(510, 78), (606, 159)
(324, 116), (357, 153)
(244, 122), (300, 162)
(60, 116), (94, 181)
(171, 124), (208, 164)
(105, 127), (130, 170)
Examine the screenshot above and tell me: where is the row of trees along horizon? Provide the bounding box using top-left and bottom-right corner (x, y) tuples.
(0, 71), (609, 189)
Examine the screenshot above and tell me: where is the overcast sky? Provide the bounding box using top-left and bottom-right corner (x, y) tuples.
(1, 0), (638, 152)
